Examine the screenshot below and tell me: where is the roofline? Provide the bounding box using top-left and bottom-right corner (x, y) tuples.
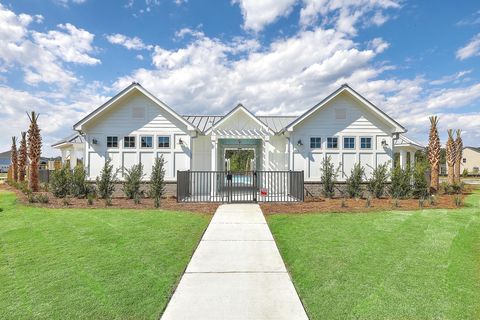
(204, 103), (275, 135)
(281, 84), (406, 134)
(73, 83), (198, 132)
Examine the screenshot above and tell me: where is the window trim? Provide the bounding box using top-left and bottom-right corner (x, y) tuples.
(140, 135), (153, 149)
(309, 137), (322, 149)
(360, 136), (373, 150)
(106, 136), (118, 148)
(343, 136), (355, 150)
(123, 135), (136, 149)
(326, 137), (339, 149)
(157, 135), (171, 149)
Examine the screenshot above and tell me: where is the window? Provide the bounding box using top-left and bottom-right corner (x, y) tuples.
(123, 136), (136, 148)
(463, 158), (467, 163)
(310, 137), (321, 149)
(327, 137), (338, 149)
(158, 136), (170, 148)
(141, 136), (153, 148)
(360, 137), (372, 149)
(343, 137), (355, 149)
(106, 136), (118, 148)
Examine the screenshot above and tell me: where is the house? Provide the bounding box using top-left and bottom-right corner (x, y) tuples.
(53, 82), (422, 200)
(461, 147), (480, 175)
(0, 150), (11, 173)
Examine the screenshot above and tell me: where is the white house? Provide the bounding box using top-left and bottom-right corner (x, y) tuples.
(53, 82), (422, 200)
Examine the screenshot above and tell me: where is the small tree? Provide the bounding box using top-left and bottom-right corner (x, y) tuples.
(71, 165), (90, 198)
(18, 132), (27, 182)
(27, 111), (42, 192)
(428, 116), (440, 193)
(367, 162), (390, 198)
(454, 129), (463, 183)
(412, 161), (429, 199)
(50, 165), (72, 198)
(389, 164), (412, 199)
(445, 129), (456, 185)
(11, 136), (18, 182)
(320, 156), (339, 198)
(150, 156), (166, 208)
(123, 164), (144, 201)
(345, 163), (364, 198)
(96, 159), (118, 200)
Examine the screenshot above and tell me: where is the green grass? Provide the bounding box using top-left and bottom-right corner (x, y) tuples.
(0, 191), (211, 319)
(268, 191), (480, 320)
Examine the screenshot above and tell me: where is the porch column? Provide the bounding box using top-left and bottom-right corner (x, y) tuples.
(409, 151), (415, 168)
(210, 136), (217, 199)
(69, 148), (77, 170)
(399, 150), (407, 169)
(61, 149), (67, 164)
(263, 136), (270, 170)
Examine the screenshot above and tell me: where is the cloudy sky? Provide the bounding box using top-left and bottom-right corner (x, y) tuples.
(0, 0), (479, 156)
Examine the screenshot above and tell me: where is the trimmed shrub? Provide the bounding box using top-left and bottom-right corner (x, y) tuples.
(71, 165), (90, 198)
(390, 164), (412, 199)
(123, 164), (145, 200)
(462, 168), (469, 177)
(96, 159), (118, 200)
(320, 156), (339, 198)
(36, 194), (49, 204)
(367, 162), (390, 198)
(412, 162), (429, 199)
(345, 163), (364, 198)
(50, 165), (71, 198)
(150, 156), (166, 208)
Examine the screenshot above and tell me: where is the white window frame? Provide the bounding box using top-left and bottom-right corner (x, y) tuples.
(327, 137), (338, 149)
(310, 137), (322, 149)
(157, 135), (171, 149)
(360, 136), (373, 150)
(140, 135), (153, 149)
(106, 136), (118, 148)
(123, 136), (136, 149)
(343, 136), (355, 149)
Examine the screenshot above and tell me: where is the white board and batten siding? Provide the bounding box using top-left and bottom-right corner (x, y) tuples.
(83, 90), (192, 181)
(290, 92), (394, 181)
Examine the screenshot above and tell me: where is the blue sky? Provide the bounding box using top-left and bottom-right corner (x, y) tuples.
(0, 0), (479, 155)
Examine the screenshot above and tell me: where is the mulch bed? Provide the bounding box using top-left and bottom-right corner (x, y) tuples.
(261, 193), (469, 214)
(0, 184), (218, 214)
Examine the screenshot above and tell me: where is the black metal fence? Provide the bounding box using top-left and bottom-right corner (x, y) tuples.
(177, 170), (304, 203)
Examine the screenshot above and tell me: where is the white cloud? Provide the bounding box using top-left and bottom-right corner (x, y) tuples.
(456, 33), (480, 60)
(106, 33), (153, 50)
(430, 70), (472, 86)
(233, 0), (297, 32)
(33, 23), (100, 65)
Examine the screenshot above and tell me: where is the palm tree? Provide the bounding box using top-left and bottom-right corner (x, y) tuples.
(428, 116), (441, 193)
(18, 132), (27, 182)
(11, 137), (18, 182)
(445, 129), (455, 185)
(454, 129), (463, 183)
(27, 112), (42, 192)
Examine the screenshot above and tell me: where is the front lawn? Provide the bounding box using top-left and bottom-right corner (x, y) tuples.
(268, 190), (480, 320)
(0, 191), (211, 319)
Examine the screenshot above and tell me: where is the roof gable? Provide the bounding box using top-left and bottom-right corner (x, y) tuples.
(283, 84), (405, 134)
(73, 83), (197, 132)
(205, 104), (274, 135)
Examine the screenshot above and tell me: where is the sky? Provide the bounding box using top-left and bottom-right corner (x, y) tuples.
(0, 0), (479, 156)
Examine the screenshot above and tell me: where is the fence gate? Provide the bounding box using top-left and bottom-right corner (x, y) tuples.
(177, 170), (304, 203)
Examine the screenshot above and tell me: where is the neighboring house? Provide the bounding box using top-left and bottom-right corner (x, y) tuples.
(461, 147), (480, 175)
(0, 150), (11, 173)
(51, 133), (85, 169)
(53, 82), (422, 198)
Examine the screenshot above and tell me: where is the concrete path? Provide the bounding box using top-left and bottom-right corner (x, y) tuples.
(161, 204), (309, 320)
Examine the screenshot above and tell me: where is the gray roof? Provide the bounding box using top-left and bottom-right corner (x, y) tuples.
(0, 150), (11, 159)
(182, 115), (298, 133)
(52, 132), (85, 148)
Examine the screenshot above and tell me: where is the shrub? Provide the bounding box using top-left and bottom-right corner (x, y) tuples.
(150, 156), (166, 208)
(429, 195), (437, 206)
(341, 198), (347, 208)
(28, 194), (36, 203)
(462, 168), (469, 177)
(365, 196), (372, 208)
(50, 165), (71, 198)
(123, 164), (145, 200)
(36, 194), (49, 204)
(345, 163), (364, 198)
(392, 198), (400, 208)
(63, 196), (71, 206)
(87, 193), (94, 205)
(412, 162), (429, 199)
(419, 198), (425, 208)
(454, 195), (462, 207)
(320, 156), (339, 198)
(390, 164), (412, 199)
(440, 182), (465, 195)
(71, 165), (90, 198)
(105, 197), (112, 206)
(96, 159), (118, 199)
(367, 162), (389, 198)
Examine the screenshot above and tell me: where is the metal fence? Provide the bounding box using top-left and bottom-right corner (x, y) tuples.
(177, 170), (304, 203)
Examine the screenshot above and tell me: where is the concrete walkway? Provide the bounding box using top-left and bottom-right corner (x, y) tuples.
(161, 204), (309, 320)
